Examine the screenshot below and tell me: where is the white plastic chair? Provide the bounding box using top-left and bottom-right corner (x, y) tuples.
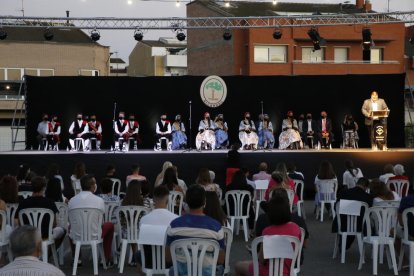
(110, 178), (122, 196)
(286, 189), (295, 213)
(294, 180), (306, 218)
(216, 187), (224, 206)
(0, 210), (12, 262)
(38, 137), (48, 151)
(295, 227), (306, 274)
(170, 238), (220, 276)
(74, 138), (85, 151)
(358, 206), (399, 275)
(116, 206), (149, 273)
(332, 200), (369, 264)
(387, 179), (410, 198)
(55, 202), (69, 265)
(251, 235), (300, 276)
(399, 207), (414, 276)
(6, 203), (18, 229)
(68, 208), (106, 275)
(222, 226), (233, 275)
(167, 191), (184, 216)
(225, 190), (251, 242)
(373, 200), (400, 208)
(137, 224), (170, 276)
(254, 180), (269, 222)
(71, 179), (81, 195)
(18, 208), (59, 267)
(18, 191), (32, 199)
(315, 179), (338, 222)
(104, 201), (119, 223)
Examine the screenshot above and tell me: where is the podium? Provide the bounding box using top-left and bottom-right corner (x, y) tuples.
(370, 109), (390, 150)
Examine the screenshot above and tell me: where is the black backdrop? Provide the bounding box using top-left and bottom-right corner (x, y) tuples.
(25, 74), (406, 149)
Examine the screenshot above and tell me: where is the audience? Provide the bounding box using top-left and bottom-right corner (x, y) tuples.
(204, 191), (227, 226)
(241, 167), (256, 188)
(16, 164), (34, 186)
(155, 161), (173, 187)
(105, 164), (117, 179)
(126, 164), (146, 186)
(70, 162), (86, 195)
(0, 226), (65, 276)
(235, 188), (302, 276)
(286, 162), (305, 182)
(275, 163), (298, 205)
(265, 171), (297, 205)
(140, 180), (153, 209)
(370, 179), (400, 203)
(45, 163), (64, 190)
(252, 162), (271, 182)
(167, 184), (225, 275)
(314, 160), (337, 205)
(160, 167), (184, 194)
(68, 175), (114, 267)
(379, 163), (395, 184)
(226, 144), (241, 185)
(196, 168), (219, 192)
(342, 160), (363, 189)
(15, 176), (66, 248)
(45, 177), (65, 203)
(389, 164), (409, 181)
(97, 178), (120, 202)
(0, 176), (18, 204)
(122, 180), (144, 207)
(172, 166), (187, 193)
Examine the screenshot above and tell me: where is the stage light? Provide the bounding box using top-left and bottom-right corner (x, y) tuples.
(273, 29), (282, 39)
(134, 29), (144, 41)
(307, 28), (325, 51)
(272, 0), (277, 5)
(223, 29), (232, 40)
(44, 28), (54, 41)
(176, 32), (186, 41)
(90, 29), (100, 41)
(5, 85), (10, 90)
(176, 0), (180, 7)
(127, 0), (133, 5)
(0, 29), (7, 40)
(225, 1), (230, 7)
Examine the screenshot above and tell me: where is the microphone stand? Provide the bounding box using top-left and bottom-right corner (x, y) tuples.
(260, 100), (272, 152)
(106, 102), (119, 153)
(183, 100), (200, 153)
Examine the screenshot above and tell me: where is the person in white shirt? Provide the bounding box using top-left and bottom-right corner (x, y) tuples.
(137, 185), (178, 275)
(37, 114), (50, 150)
(342, 160), (363, 189)
(155, 114), (172, 151)
(68, 113), (89, 151)
(114, 112), (129, 151)
(379, 163), (395, 184)
(68, 175), (114, 267)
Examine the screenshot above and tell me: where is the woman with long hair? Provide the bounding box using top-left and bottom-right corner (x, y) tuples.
(342, 160), (363, 189)
(45, 177), (65, 202)
(0, 175), (18, 204)
(70, 162), (86, 194)
(155, 161), (173, 187)
(204, 191), (227, 226)
(370, 179), (400, 203)
(196, 167), (219, 192)
(314, 160), (337, 206)
(161, 167), (183, 193)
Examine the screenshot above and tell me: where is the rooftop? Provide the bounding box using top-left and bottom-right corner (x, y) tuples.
(140, 38), (187, 48)
(110, 58), (126, 64)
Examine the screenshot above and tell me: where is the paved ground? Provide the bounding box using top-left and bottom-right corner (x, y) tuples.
(58, 201), (405, 275)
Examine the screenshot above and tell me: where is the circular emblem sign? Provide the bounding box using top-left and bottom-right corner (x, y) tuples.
(200, 75), (227, 108)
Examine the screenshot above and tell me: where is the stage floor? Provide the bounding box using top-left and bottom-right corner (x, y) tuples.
(1, 148), (413, 198)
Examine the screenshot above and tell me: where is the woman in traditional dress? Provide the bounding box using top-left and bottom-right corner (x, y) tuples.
(258, 114), (275, 149)
(196, 112), (216, 150)
(214, 114), (229, 149)
(238, 112), (258, 150)
(171, 114), (187, 150)
(279, 111), (302, 150)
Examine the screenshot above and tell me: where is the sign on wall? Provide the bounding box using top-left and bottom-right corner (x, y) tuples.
(200, 75), (227, 108)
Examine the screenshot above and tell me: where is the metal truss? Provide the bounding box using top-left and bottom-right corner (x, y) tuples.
(0, 11), (413, 30)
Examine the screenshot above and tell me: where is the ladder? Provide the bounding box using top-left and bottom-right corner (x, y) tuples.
(11, 76), (27, 151)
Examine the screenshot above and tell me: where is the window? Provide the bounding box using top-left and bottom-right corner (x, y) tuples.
(25, 69), (38, 76)
(79, 69), (100, 76)
(302, 47), (324, 63)
(370, 48), (383, 64)
(0, 69), (5, 81)
(25, 68), (55, 77)
(254, 45), (287, 63)
(334, 47), (348, 63)
(7, 69), (22, 81)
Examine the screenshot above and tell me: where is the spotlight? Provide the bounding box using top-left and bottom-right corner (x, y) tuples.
(224, 1), (230, 7)
(0, 29), (7, 40)
(134, 29), (144, 41)
(223, 29), (232, 40)
(175, 0), (180, 7)
(44, 28), (54, 41)
(176, 32), (186, 41)
(90, 29), (100, 41)
(307, 28), (325, 50)
(272, 0), (277, 4)
(273, 29), (282, 39)
(5, 85), (10, 90)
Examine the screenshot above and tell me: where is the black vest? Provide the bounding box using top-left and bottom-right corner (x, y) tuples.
(116, 120), (127, 132)
(158, 120), (169, 132)
(73, 120), (86, 134)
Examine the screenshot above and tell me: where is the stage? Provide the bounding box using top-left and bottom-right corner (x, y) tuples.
(1, 148), (413, 199)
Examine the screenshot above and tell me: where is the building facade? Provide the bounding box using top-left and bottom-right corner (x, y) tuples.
(128, 38), (187, 76)
(187, 0), (405, 76)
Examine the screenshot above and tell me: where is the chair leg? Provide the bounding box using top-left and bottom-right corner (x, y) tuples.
(388, 242), (399, 275)
(91, 242), (99, 275)
(297, 202), (302, 217)
(42, 242), (48, 263)
(58, 244), (64, 266)
(398, 243), (405, 270)
(243, 219), (249, 242)
(373, 243), (379, 275)
(358, 243), (365, 270)
(332, 234), (339, 259)
(409, 244), (414, 276)
(119, 240), (128, 273)
(72, 242), (81, 276)
(255, 201), (260, 222)
(320, 202), (325, 222)
(99, 243), (107, 269)
(379, 244), (384, 264)
(341, 234), (347, 263)
(357, 234), (364, 264)
(7, 246), (13, 262)
(51, 243), (59, 267)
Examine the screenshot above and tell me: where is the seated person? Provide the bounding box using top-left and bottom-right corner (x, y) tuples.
(196, 112), (216, 150)
(114, 112), (129, 151)
(155, 114), (172, 151)
(238, 112), (258, 150)
(214, 114), (229, 149)
(87, 114), (102, 150)
(302, 113), (316, 148)
(342, 114), (359, 148)
(279, 111), (302, 150)
(68, 113), (89, 151)
(316, 111), (333, 149)
(258, 114), (275, 149)
(124, 114), (140, 150)
(171, 114), (187, 150)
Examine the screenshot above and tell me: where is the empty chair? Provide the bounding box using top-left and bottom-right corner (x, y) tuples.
(225, 190), (251, 242)
(387, 179), (409, 198)
(294, 180), (306, 218)
(5, 203), (18, 229)
(315, 179), (338, 222)
(251, 235), (300, 276)
(137, 224), (170, 276)
(116, 206), (149, 273)
(18, 208), (59, 267)
(18, 191), (32, 199)
(170, 238), (220, 276)
(398, 207), (414, 276)
(110, 178), (122, 196)
(222, 226), (233, 275)
(254, 180), (269, 222)
(69, 208), (107, 275)
(0, 210), (12, 262)
(332, 200), (369, 264)
(358, 206), (399, 275)
(167, 191), (184, 216)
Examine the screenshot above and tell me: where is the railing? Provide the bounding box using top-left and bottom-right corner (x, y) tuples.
(292, 60), (400, 64)
(0, 95), (25, 100)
